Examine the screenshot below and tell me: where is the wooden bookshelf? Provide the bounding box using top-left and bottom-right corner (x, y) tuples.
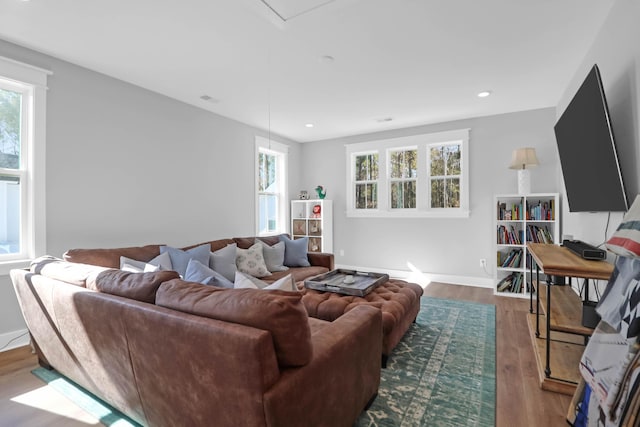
(494, 194), (559, 297)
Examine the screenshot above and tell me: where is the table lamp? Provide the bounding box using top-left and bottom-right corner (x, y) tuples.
(509, 147), (539, 194)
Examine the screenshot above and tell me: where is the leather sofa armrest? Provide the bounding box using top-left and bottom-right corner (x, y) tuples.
(263, 305), (381, 426)
(307, 252), (334, 270)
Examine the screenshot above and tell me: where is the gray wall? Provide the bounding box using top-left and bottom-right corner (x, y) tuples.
(557, 0), (640, 246)
(300, 108), (559, 282)
(0, 39), (301, 347)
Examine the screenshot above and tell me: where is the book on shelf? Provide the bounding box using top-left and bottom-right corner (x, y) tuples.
(497, 272), (524, 293)
(525, 224), (553, 244)
(497, 201), (524, 221)
(496, 225), (523, 245)
(500, 248), (523, 268)
(526, 198), (555, 221)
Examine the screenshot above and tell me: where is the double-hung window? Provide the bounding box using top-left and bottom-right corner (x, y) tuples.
(389, 147), (417, 209)
(0, 56), (49, 274)
(346, 129), (469, 218)
(255, 136), (288, 236)
(354, 152), (379, 210)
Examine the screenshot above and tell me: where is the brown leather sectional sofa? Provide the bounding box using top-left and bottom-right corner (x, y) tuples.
(11, 235), (422, 426)
(11, 251), (381, 426)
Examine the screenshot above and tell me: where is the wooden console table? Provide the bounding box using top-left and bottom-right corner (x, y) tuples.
(526, 243), (613, 395)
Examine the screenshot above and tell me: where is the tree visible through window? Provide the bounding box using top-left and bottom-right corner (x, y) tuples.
(389, 148), (417, 209)
(0, 86), (22, 256)
(354, 153), (378, 209)
(429, 143), (461, 208)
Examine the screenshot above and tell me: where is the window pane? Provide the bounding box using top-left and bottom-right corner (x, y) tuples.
(430, 179), (444, 208)
(355, 154), (378, 181)
(258, 152), (277, 192)
(258, 194), (278, 233)
(0, 88), (21, 170)
(355, 183), (377, 209)
(391, 181), (416, 209)
(0, 175), (20, 255)
(445, 178), (461, 208)
(430, 146), (444, 176)
(390, 149), (417, 179)
(446, 145), (461, 175)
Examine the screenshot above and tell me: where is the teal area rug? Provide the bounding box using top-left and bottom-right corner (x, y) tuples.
(31, 367), (140, 426)
(32, 297), (495, 427)
(356, 297), (496, 427)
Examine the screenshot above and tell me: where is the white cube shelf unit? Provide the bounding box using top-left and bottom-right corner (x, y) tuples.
(290, 199), (333, 253)
(494, 193), (560, 298)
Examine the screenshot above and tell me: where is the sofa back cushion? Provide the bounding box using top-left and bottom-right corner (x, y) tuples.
(63, 245), (163, 268)
(233, 234), (286, 250)
(182, 239), (235, 253)
(156, 279), (313, 367)
(88, 270), (180, 303)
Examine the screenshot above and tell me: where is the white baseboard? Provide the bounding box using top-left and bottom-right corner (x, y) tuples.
(0, 328), (30, 353)
(335, 263), (494, 289)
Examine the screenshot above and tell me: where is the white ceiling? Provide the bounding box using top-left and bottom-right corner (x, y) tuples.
(0, 0), (615, 142)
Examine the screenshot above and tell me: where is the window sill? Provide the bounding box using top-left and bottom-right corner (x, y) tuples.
(346, 209), (470, 219)
(0, 259), (31, 277)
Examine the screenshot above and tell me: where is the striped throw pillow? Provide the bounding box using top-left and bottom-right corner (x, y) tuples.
(606, 195), (640, 257)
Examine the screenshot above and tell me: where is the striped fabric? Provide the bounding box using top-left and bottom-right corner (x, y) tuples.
(606, 195), (640, 257)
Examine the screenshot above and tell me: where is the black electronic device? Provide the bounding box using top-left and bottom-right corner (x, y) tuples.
(554, 64), (628, 212)
(562, 239), (606, 260)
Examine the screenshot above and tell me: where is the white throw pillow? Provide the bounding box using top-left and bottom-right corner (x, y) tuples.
(236, 243), (271, 278)
(233, 272), (297, 291)
(120, 252), (172, 273)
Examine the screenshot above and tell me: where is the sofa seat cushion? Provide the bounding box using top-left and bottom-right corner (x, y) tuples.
(301, 279), (423, 335)
(263, 266), (329, 284)
(156, 279), (313, 367)
(88, 270), (181, 304)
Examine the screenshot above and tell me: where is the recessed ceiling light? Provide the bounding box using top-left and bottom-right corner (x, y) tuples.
(477, 91), (492, 98)
(305, 123), (314, 128)
(320, 55), (335, 64)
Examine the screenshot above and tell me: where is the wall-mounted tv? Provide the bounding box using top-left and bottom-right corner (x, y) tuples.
(554, 64), (628, 212)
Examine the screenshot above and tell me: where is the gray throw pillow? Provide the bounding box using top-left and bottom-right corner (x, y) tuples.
(279, 235), (311, 267)
(209, 243), (237, 282)
(255, 239), (289, 272)
(159, 243), (210, 277)
(185, 259), (234, 288)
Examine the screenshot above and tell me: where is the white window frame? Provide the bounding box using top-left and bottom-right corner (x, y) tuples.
(255, 136), (289, 236)
(0, 56), (50, 275)
(346, 129), (469, 218)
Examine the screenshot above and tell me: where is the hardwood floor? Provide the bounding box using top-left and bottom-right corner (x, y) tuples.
(0, 283), (571, 426)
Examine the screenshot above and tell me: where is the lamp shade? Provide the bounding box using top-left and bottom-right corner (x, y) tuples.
(509, 147), (539, 170)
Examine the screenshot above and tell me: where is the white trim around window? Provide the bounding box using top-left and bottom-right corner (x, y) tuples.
(345, 129), (470, 218)
(255, 136), (289, 236)
(0, 56), (50, 275)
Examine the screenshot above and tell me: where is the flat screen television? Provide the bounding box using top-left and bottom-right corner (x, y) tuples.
(554, 64), (628, 212)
